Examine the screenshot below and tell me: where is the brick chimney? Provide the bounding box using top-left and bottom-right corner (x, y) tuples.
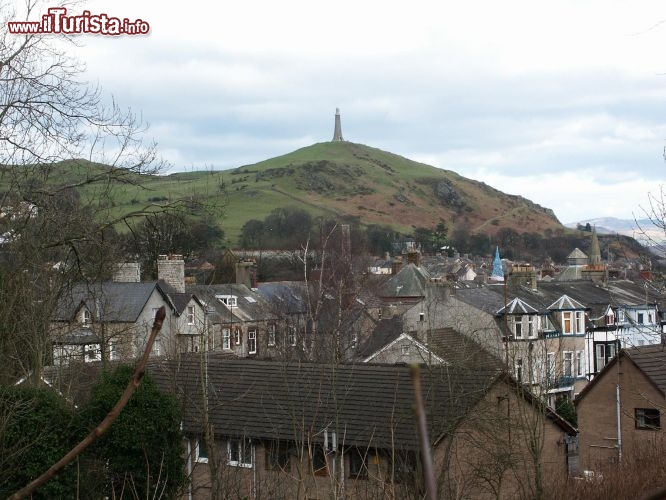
(157, 254), (185, 292)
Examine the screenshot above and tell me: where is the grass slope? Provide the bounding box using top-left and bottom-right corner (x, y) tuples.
(2, 143), (564, 245)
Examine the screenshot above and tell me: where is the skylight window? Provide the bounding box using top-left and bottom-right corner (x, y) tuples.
(244, 296), (257, 303)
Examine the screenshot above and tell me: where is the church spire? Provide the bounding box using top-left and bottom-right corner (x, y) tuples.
(332, 108), (344, 142)
(490, 246), (505, 282)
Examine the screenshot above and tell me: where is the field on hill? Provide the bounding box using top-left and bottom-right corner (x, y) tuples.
(2, 142), (565, 245)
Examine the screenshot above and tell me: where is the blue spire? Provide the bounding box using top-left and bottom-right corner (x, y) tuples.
(491, 246), (504, 281)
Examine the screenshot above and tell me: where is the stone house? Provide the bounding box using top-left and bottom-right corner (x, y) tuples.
(149, 356), (576, 500)
(51, 256), (208, 364)
(575, 344), (666, 472)
(51, 279), (207, 363)
(187, 283), (280, 358)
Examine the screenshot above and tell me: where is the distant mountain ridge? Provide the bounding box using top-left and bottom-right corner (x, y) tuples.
(566, 217), (665, 246)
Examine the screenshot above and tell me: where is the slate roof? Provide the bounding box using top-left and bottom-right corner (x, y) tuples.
(625, 344), (666, 395)
(188, 284), (277, 323)
(428, 327), (503, 372)
(148, 356), (499, 451)
(357, 317), (403, 358)
(547, 294), (586, 311)
(379, 264), (430, 298)
(496, 297), (539, 315)
(54, 281), (171, 323)
(168, 292), (204, 315)
(256, 281), (309, 315)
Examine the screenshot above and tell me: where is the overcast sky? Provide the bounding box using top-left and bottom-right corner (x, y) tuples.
(50, 0), (666, 224)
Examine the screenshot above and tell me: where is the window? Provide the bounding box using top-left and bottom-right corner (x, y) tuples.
(562, 312), (572, 334)
(216, 295), (237, 307)
(266, 441), (290, 471)
(515, 358), (523, 383)
(349, 448), (369, 479)
(649, 312), (655, 324)
(547, 352), (556, 384)
(110, 341), (120, 360)
(248, 328), (257, 354)
(222, 328), (231, 350)
(575, 311), (585, 333)
(563, 351), (573, 377)
(228, 438), (253, 467)
(196, 438), (208, 463)
(527, 316), (537, 338)
(311, 446), (328, 476)
(513, 317), (523, 339)
(288, 326), (296, 347)
(618, 309), (625, 323)
(152, 339), (161, 356)
(635, 408), (660, 430)
(82, 309), (92, 327)
(595, 342), (617, 373)
(401, 345), (410, 356)
(638, 312), (645, 324)
(419, 312), (424, 322)
(187, 306), (195, 325)
(85, 344), (101, 362)
(234, 327), (241, 345)
(152, 307), (160, 319)
(268, 324), (276, 347)
(605, 310), (615, 326)
(576, 350), (584, 377)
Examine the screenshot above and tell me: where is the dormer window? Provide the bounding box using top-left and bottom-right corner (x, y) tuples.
(605, 310), (615, 326)
(216, 295), (237, 307)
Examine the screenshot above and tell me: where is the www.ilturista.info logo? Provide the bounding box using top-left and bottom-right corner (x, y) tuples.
(8, 7), (150, 35)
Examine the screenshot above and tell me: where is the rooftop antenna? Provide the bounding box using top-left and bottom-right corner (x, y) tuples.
(332, 108), (344, 142)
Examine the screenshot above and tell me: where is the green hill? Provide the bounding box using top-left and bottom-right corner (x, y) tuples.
(3, 142), (564, 245)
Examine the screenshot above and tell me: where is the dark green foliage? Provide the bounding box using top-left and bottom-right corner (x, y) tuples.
(365, 224), (399, 255)
(238, 207), (313, 249)
(122, 212), (224, 278)
(412, 222), (448, 252)
(0, 385), (77, 499)
(555, 397), (577, 427)
(81, 365), (186, 499)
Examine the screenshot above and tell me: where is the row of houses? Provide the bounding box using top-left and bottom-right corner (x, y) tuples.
(46, 245), (666, 498)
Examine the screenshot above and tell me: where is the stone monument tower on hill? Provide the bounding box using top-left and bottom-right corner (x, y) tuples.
(332, 108), (344, 142)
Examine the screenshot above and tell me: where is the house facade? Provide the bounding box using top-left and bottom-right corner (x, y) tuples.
(575, 344), (666, 472)
(51, 256), (208, 364)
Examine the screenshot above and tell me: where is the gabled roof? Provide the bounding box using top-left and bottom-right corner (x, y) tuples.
(547, 294), (586, 311)
(568, 248), (588, 260)
(363, 333), (446, 364)
(428, 327), (502, 371)
(576, 344), (666, 402)
(55, 281), (172, 323)
(357, 317), (403, 358)
(625, 344), (666, 395)
(149, 356), (499, 451)
(168, 293), (203, 315)
(189, 283), (277, 323)
(380, 264), (430, 298)
(496, 297), (539, 315)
